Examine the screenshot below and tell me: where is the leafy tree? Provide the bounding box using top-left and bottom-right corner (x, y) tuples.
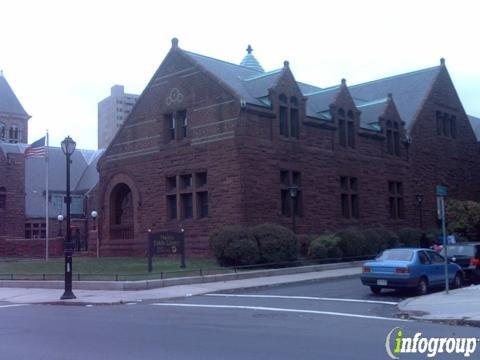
(445, 199), (480, 239)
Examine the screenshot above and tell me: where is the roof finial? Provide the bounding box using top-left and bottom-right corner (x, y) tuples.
(283, 60), (290, 68)
(171, 37), (179, 48)
(0, 69), (3, 77)
(387, 92), (393, 99)
(246, 45), (253, 54)
(440, 57), (445, 66)
(341, 78), (346, 86)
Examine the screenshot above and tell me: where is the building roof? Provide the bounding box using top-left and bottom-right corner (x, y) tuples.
(240, 45), (265, 72)
(0, 143), (102, 217)
(0, 73), (29, 117)
(356, 98), (389, 131)
(468, 115), (480, 142)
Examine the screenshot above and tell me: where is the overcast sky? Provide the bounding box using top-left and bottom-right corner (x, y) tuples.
(1, 0), (479, 150)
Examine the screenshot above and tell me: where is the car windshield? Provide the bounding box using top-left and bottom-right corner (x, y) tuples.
(376, 249), (413, 261)
(441, 245), (475, 257)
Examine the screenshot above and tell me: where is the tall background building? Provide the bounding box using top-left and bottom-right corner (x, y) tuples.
(97, 85), (139, 149)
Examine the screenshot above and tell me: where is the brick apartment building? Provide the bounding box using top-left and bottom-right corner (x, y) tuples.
(97, 38), (480, 256)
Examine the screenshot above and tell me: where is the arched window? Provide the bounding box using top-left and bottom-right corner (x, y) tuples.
(386, 120), (400, 156)
(0, 187), (6, 210)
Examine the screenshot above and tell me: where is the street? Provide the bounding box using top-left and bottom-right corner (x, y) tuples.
(0, 277), (478, 360)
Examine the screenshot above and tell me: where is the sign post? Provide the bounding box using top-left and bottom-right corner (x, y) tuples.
(147, 230), (186, 273)
(436, 185), (449, 294)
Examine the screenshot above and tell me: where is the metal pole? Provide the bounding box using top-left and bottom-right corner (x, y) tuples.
(292, 199), (296, 233)
(441, 196), (449, 294)
(419, 202), (423, 229)
(61, 152), (75, 300)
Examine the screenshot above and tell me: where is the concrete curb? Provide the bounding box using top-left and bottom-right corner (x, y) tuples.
(0, 261), (365, 291)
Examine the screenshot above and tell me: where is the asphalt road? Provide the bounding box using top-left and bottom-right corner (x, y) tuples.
(0, 277), (479, 360)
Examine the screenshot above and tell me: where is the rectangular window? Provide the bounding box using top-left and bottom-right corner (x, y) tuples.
(196, 172), (207, 188)
(280, 170), (290, 186)
(394, 131), (400, 156)
(181, 194), (193, 219)
(165, 113), (175, 141)
(167, 176), (177, 192)
(197, 192), (208, 218)
(388, 181), (404, 219)
(386, 130), (393, 154)
(180, 174), (192, 189)
(290, 108), (299, 139)
(340, 176), (359, 219)
(167, 195), (177, 220)
(279, 106), (288, 136)
(24, 222), (46, 239)
(436, 111), (442, 135)
(450, 116), (456, 138)
(339, 119), (346, 147)
(293, 191), (302, 217)
(177, 110), (187, 139)
(292, 171), (301, 186)
(280, 170), (302, 218)
(347, 121), (355, 148)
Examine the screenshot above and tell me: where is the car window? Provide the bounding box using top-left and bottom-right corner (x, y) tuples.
(377, 249), (413, 261)
(418, 251), (431, 265)
(427, 251), (445, 264)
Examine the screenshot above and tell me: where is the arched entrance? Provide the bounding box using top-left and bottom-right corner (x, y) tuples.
(109, 183), (134, 240)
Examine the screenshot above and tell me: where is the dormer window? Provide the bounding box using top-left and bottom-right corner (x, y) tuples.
(278, 94), (300, 139)
(0, 123), (5, 141)
(8, 126), (19, 143)
(386, 120), (401, 156)
(338, 108), (355, 148)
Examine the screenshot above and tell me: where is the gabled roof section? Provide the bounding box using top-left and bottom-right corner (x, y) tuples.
(468, 115), (480, 142)
(304, 85), (341, 119)
(240, 45), (264, 72)
(348, 66), (441, 130)
(356, 98), (389, 131)
(0, 73), (29, 117)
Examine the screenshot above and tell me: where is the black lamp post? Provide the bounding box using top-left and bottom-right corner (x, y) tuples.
(288, 185), (298, 233)
(57, 214), (64, 237)
(416, 193), (424, 229)
(60, 136), (76, 300)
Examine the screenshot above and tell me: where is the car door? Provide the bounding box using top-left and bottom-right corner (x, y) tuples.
(417, 250), (432, 281)
(426, 250), (447, 285)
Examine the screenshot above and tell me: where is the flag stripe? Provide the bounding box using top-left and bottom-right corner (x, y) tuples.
(25, 136), (46, 158)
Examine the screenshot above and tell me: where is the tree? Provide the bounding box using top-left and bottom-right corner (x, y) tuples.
(445, 199), (480, 239)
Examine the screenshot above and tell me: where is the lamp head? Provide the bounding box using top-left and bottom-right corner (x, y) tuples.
(91, 210), (98, 219)
(61, 136), (76, 156)
(57, 214), (64, 222)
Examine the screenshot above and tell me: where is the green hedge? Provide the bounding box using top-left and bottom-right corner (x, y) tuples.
(209, 224), (299, 266)
(398, 228), (423, 247)
(308, 234), (343, 260)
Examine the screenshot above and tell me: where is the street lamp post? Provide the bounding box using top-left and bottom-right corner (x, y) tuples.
(288, 185), (298, 233)
(416, 193), (424, 229)
(60, 136), (76, 300)
(57, 214), (64, 237)
(91, 210), (99, 258)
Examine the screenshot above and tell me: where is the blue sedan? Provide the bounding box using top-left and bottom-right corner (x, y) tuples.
(360, 248), (464, 295)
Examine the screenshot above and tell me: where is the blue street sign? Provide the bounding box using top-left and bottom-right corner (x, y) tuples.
(436, 185), (448, 197)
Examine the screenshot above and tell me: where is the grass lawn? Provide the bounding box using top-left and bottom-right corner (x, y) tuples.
(0, 257), (222, 281)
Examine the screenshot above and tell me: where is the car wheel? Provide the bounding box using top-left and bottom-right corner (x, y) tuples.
(370, 286), (382, 294)
(452, 273), (463, 289)
(416, 277), (428, 296)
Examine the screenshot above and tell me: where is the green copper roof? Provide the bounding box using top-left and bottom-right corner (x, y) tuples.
(240, 45), (264, 72)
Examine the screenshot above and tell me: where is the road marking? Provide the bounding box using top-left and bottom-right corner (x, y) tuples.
(151, 303), (408, 322)
(204, 294), (399, 306)
(0, 304), (29, 309)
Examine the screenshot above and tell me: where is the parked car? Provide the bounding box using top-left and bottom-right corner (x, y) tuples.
(440, 242), (480, 282)
(361, 248), (464, 295)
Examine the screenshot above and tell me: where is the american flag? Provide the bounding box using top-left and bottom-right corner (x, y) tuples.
(24, 136), (46, 158)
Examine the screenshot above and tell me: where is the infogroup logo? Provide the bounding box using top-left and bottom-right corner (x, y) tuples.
(385, 327), (478, 359)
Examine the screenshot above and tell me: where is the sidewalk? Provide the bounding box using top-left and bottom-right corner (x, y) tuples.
(0, 266), (361, 305)
(398, 285), (480, 323)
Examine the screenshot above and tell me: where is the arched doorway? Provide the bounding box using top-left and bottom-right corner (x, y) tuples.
(109, 183), (134, 240)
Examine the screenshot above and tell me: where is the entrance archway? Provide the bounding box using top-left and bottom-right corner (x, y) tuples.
(109, 183), (134, 239)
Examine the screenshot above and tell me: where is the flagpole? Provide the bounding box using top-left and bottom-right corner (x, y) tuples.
(45, 130), (49, 261)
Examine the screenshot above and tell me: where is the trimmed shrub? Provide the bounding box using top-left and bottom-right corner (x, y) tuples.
(374, 227), (400, 250)
(308, 233), (342, 260)
(336, 228), (366, 257)
(297, 234), (316, 258)
(360, 228), (383, 256)
(251, 223), (299, 264)
(209, 225), (260, 266)
(398, 228), (423, 247)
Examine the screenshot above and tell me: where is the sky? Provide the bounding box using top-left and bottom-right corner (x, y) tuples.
(1, 0), (479, 150)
